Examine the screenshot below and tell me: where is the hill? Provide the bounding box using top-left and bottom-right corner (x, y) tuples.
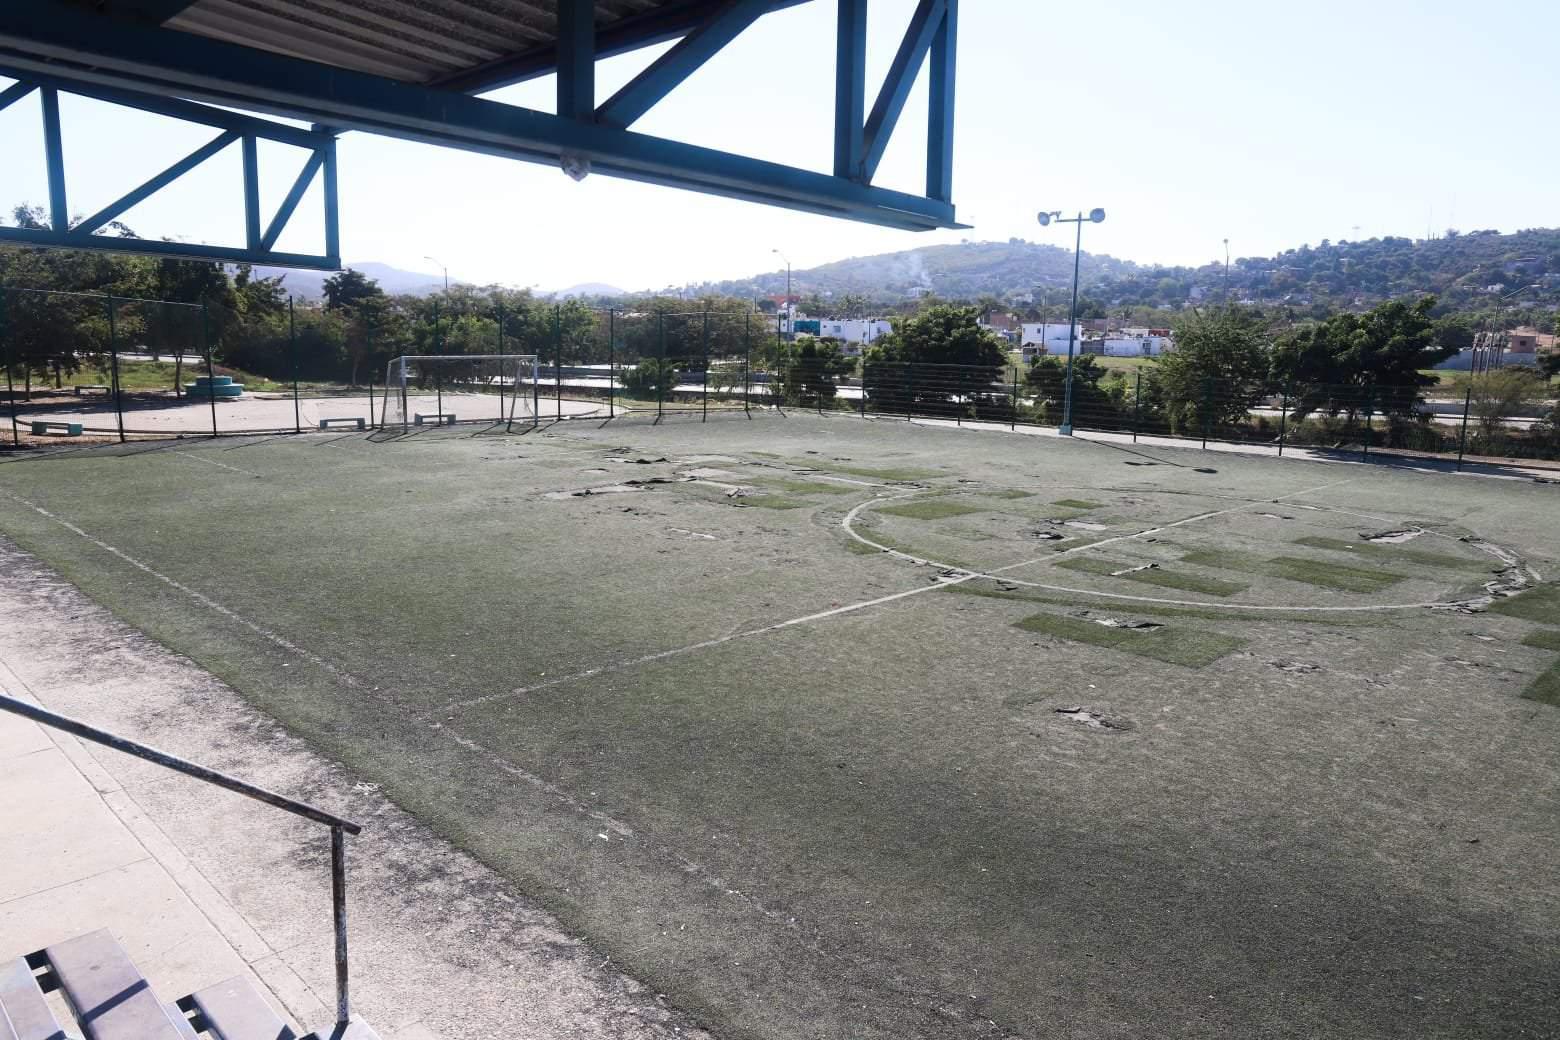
(697, 229), (1560, 315)
(242, 261), (456, 301)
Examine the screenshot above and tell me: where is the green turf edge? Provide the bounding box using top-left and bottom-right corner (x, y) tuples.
(1490, 585), (1560, 624)
(1014, 611), (1246, 668)
(1291, 535), (1498, 573)
(1180, 549), (1407, 593)
(945, 581), (1379, 626)
(1521, 658), (1560, 707)
(877, 500), (986, 520)
(785, 458), (941, 482)
(1520, 628), (1560, 652)
(1054, 557), (1248, 597)
(1052, 498), (1103, 510)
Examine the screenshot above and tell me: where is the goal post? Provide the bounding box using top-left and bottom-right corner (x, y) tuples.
(381, 355), (539, 431)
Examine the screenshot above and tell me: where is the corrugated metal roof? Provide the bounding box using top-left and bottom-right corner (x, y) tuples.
(155, 0), (778, 88)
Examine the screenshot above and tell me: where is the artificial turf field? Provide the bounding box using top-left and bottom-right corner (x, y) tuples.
(2, 414), (1558, 1040)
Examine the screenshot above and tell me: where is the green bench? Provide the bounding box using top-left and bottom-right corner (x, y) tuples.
(31, 420), (83, 436)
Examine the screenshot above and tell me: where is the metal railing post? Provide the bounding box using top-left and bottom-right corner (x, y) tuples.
(608, 309), (616, 419)
(495, 303), (506, 425)
(1456, 385), (1473, 471)
(1011, 365), (1018, 431)
(331, 825), (351, 1025)
(1361, 387), (1373, 462)
(742, 311), (751, 418)
(701, 308), (709, 423)
(1200, 378), (1212, 450)
(656, 312), (665, 424)
(202, 301), (219, 438)
(107, 294), (126, 444)
(907, 365), (915, 421)
(554, 305), (562, 420)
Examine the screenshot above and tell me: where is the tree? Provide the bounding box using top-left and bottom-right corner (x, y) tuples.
(622, 357), (680, 400)
(1153, 306), (1272, 433)
(776, 337), (853, 407)
(1271, 296), (1455, 427)
(1025, 354), (1120, 426)
(1469, 367), (1545, 439)
(865, 305), (1007, 414)
(321, 268), (384, 313)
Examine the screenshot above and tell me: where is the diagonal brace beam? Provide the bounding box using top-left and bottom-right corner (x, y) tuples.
(597, 0), (771, 130)
(0, 78), (33, 114)
(862, 0), (944, 181)
(70, 129), (239, 236)
(260, 149), (324, 251)
(833, 0), (865, 180)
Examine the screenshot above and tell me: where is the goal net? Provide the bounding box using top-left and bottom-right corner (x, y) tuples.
(381, 355), (540, 430)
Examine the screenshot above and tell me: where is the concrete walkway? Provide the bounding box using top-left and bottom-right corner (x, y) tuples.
(0, 539), (710, 1040)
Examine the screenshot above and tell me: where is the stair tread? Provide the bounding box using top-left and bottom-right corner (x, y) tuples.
(181, 977), (295, 1040)
(43, 930), (184, 1040)
(0, 956), (71, 1040)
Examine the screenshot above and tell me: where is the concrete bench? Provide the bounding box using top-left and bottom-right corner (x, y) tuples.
(414, 412), (456, 426)
(31, 420), (83, 436)
(73, 384), (111, 396)
(319, 416), (366, 431)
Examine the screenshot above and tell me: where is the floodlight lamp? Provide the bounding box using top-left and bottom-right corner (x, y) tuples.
(1089, 208), (1106, 223)
(1037, 212), (1052, 226)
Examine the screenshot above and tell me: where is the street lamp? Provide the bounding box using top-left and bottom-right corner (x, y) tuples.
(423, 256), (449, 292)
(772, 248), (792, 341)
(1037, 207), (1106, 435)
(1482, 283), (1541, 372)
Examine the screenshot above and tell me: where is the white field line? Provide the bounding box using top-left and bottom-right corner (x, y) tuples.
(174, 451), (264, 478)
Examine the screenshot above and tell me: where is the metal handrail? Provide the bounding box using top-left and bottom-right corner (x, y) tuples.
(0, 692), (362, 1026)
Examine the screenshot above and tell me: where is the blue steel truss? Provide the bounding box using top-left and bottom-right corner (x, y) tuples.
(0, 72), (340, 268)
(0, 0), (961, 271)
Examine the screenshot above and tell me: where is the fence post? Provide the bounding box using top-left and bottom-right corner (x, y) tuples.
(365, 319), (377, 428)
(1200, 378), (1211, 450)
(1130, 370), (1141, 442)
(608, 309), (616, 419)
(107, 294), (126, 444)
(495, 303), (506, 425)
(743, 311), (751, 418)
(701, 307), (709, 423)
(907, 365), (915, 421)
(554, 305), (562, 421)
(1277, 380), (1290, 457)
(1360, 387), (1373, 462)
(656, 312), (665, 424)
(1, 290), (17, 447)
(862, 361), (870, 420)
(202, 301), (219, 438)
(1011, 365), (1018, 431)
(1456, 385), (1473, 471)
(289, 296), (301, 434)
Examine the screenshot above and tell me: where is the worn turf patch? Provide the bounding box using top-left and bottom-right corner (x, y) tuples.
(1521, 659), (1560, 707)
(751, 478), (862, 496)
(1291, 535), (1495, 573)
(1052, 498), (1103, 510)
(735, 495), (811, 510)
(1015, 611), (1245, 667)
(1490, 584), (1560, 624)
(947, 582), (1373, 626)
(788, 458), (939, 482)
(1181, 549), (1406, 593)
(876, 499), (985, 520)
(1055, 556), (1247, 597)
(982, 489), (1035, 500)
(1521, 628), (1560, 652)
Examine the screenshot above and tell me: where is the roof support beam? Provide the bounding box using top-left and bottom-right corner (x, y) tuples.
(833, 0), (866, 180)
(261, 149), (324, 251)
(556, 0), (594, 122)
(71, 129), (239, 236)
(596, 0), (770, 130)
(861, 0), (942, 181)
(926, 0), (956, 203)
(0, 4), (960, 231)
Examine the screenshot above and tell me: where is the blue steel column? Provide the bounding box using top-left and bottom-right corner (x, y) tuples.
(39, 87), (68, 232)
(557, 0), (595, 122)
(241, 135), (261, 251)
(833, 0), (866, 180)
(926, 0), (957, 203)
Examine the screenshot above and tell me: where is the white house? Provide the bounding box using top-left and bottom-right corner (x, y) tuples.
(1096, 335), (1172, 357)
(1020, 322), (1081, 361)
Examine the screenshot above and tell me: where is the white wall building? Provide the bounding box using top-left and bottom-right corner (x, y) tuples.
(1095, 335), (1173, 357)
(1020, 322), (1082, 360)
(816, 318), (893, 354)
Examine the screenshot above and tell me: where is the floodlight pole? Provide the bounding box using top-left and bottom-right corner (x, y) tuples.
(1037, 208), (1105, 435)
(773, 249), (792, 342)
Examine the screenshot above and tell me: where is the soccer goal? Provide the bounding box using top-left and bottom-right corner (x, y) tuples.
(381, 355), (540, 431)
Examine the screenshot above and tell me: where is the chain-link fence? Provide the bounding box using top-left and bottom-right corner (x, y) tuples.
(6, 285), (1557, 469)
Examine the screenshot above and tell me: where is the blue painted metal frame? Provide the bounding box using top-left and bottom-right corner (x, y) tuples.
(861, 0), (943, 182)
(0, 70), (341, 267)
(833, 0), (866, 180)
(597, 0), (772, 130)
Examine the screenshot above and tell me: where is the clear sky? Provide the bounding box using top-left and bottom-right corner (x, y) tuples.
(2, 0), (1557, 291)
